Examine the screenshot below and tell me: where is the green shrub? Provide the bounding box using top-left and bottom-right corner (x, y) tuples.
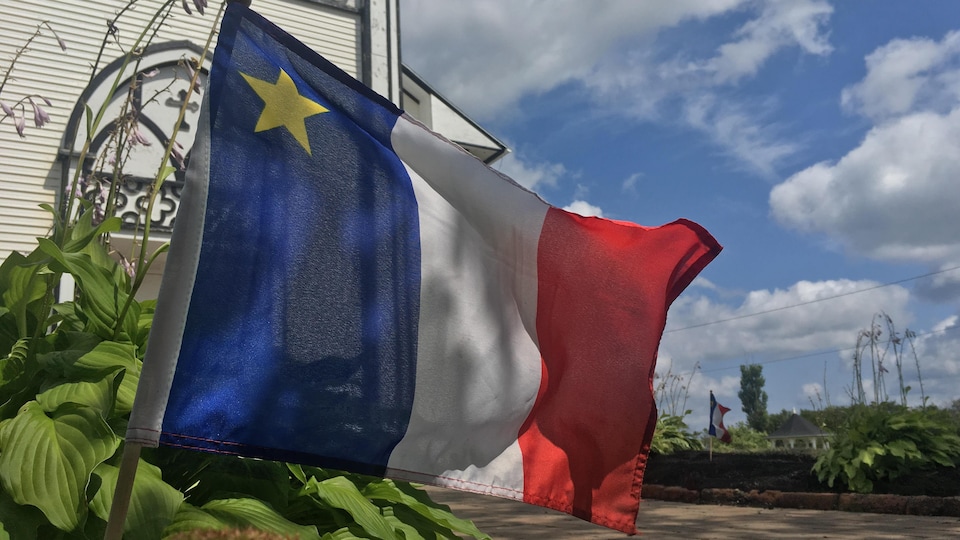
(812, 404), (960, 493)
(710, 422), (771, 453)
(650, 413), (703, 454)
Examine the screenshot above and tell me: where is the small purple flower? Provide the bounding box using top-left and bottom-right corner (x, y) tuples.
(183, 60), (202, 92)
(119, 254), (136, 279)
(41, 22), (67, 51)
(130, 123), (152, 146)
(182, 0), (207, 15)
(14, 113), (25, 137)
(64, 178), (83, 200)
(29, 98), (50, 128)
(195, 0), (208, 15)
(0, 101), (12, 117)
(170, 141), (187, 170)
(92, 184), (109, 225)
(141, 68), (160, 78)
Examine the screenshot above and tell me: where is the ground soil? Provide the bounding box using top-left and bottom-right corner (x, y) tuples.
(644, 450), (960, 497)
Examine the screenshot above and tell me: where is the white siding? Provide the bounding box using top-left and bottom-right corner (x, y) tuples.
(0, 0), (363, 263)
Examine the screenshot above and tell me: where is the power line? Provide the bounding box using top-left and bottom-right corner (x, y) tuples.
(699, 323), (960, 374)
(665, 264), (960, 333)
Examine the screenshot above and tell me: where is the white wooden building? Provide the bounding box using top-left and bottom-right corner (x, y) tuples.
(767, 413), (831, 451)
(0, 0), (505, 297)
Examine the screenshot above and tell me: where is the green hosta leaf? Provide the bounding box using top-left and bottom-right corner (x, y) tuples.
(39, 341), (140, 415)
(319, 527), (361, 540)
(0, 338), (43, 421)
(184, 498), (320, 539)
(0, 251), (48, 338)
(89, 459), (184, 539)
(0, 483), (48, 540)
(74, 342), (140, 415)
(362, 480), (489, 539)
(49, 303), (85, 332)
(36, 369), (123, 416)
(302, 476), (394, 540)
(184, 457), (288, 510)
(64, 208), (121, 254)
(162, 502), (229, 536)
(36, 331), (103, 376)
(0, 338), (31, 388)
(885, 439), (918, 459)
(36, 239), (137, 341)
(0, 401), (120, 531)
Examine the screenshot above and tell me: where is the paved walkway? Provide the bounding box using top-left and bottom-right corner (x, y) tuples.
(425, 487), (960, 539)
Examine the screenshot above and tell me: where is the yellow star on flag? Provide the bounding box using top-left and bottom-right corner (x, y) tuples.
(241, 68), (328, 155)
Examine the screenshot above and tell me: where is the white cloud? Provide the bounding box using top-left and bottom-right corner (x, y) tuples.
(400, 0), (747, 120)
(493, 152), (566, 191)
(682, 94), (799, 176)
(801, 382), (824, 402)
(659, 278), (918, 419)
(772, 28), (960, 301)
(622, 172), (642, 193)
(661, 278), (912, 365)
(585, 0), (831, 176)
(914, 315), (960, 378)
(770, 107), (960, 263)
(702, 0), (833, 84)
(841, 30), (960, 120)
(563, 200), (604, 217)
(914, 261), (960, 302)
(401, 0), (833, 176)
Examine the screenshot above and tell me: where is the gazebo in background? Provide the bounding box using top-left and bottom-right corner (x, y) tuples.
(767, 413), (831, 451)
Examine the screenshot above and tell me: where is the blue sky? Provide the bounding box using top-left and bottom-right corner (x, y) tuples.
(399, 0), (960, 429)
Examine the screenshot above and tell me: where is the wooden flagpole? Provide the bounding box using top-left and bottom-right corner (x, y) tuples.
(103, 442), (143, 539)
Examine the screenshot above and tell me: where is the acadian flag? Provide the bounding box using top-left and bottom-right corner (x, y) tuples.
(126, 3), (721, 534)
(709, 392), (732, 444)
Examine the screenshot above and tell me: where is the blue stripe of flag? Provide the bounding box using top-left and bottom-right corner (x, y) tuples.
(160, 6), (421, 473)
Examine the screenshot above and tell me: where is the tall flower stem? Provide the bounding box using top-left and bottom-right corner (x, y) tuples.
(112, 0), (227, 337)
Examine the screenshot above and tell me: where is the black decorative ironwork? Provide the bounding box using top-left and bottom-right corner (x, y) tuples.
(81, 175), (183, 233)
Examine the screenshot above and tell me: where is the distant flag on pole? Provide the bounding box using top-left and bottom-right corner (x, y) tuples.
(709, 392), (732, 443)
(125, 3), (721, 534)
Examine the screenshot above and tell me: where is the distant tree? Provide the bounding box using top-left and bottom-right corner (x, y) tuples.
(766, 409), (792, 433)
(949, 399), (960, 427)
(739, 364), (769, 432)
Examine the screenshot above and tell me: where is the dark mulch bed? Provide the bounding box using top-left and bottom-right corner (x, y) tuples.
(644, 451), (960, 497)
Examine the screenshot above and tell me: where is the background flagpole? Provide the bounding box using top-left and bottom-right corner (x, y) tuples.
(708, 390), (713, 461)
(103, 442), (142, 540)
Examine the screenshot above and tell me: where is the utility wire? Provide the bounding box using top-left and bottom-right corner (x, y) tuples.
(665, 264), (960, 334)
(699, 322), (960, 374)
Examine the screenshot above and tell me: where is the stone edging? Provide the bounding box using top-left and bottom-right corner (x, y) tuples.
(641, 484), (960, 516)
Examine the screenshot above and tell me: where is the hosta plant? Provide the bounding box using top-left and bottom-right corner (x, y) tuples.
(812, 404), (960, 493)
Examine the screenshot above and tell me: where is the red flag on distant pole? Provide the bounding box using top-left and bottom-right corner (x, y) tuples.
(709, 391), (732, 443)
